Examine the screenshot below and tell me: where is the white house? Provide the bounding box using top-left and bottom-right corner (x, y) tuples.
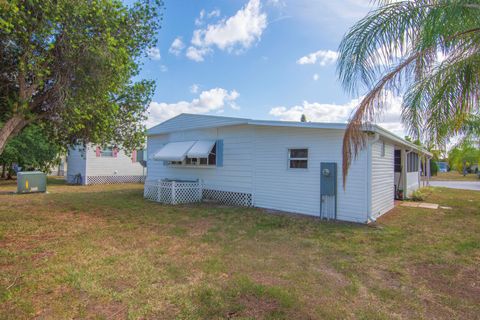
(66, 144), (146, 185)
(144, 114), (431, 223)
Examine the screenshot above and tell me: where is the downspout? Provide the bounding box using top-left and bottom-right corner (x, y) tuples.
(366, 133), (380, 223)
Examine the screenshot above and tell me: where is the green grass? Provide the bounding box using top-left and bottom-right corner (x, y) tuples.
(430, 171), (479, 181)
(0, 178), (479, 319)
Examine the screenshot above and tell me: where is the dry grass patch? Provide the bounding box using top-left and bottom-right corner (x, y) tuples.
(0, 179), (479, 319)
(430, 171), (479, 181)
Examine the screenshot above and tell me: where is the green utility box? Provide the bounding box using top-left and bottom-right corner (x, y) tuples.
(17, 171), (47, 194)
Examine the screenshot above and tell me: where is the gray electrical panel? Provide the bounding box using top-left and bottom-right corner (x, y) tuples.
(320, 162), (337, 196)
(17, 171), (47, 193)
(320, 162), (337, 219)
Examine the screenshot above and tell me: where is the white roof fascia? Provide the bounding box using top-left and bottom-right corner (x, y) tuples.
(372, 125), (432, 157)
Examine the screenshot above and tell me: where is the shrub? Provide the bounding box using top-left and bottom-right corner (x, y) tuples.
(411, 189), (425, 201)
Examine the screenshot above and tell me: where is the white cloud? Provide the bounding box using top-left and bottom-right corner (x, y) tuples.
(269, 92), (405, 136)
(195, 9), (221, 26)
(186, 46), (212, 62)
(195, 9), (206, 26)
(186, 0), (267, 62)
(147, 88), (240, 127)
(169, 37), (185, 56)
(160, 65), (168, 72)
(313, 73), (319, 81)
(146, 47), (161, 60)
(190, 84), (199, 94)
(208, 9), (221, 18)
(297, 49), (338, 66)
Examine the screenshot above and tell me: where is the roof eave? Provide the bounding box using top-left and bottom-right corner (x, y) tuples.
(373, 125), (432, 157)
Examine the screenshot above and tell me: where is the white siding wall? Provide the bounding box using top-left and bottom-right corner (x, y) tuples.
(85, 146), (144, 177)
(66, 146), (86, 184)
(393, 153), (421, 198)
(147, 125), (254, 193)
(147, 125), (374, 223)
(406, 171), (420, 196)
(370, 140), (394, 220)
(252, 127), (369, 223)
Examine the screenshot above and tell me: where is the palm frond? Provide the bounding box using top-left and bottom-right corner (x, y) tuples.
(338, 0), (480, 186)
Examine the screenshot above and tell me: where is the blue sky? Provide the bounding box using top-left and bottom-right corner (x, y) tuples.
(138, 0), (405, 135)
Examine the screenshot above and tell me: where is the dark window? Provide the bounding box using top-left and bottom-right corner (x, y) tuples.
(407, 152), (419, 172)
(289, 160), (308, 168)
(208, 143), (216, 165)
(172, 142), (217, 166)
(394, 150), (401, 172)
(288, 149), (308, 169)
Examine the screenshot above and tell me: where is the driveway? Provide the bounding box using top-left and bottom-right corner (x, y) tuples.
(429, 180), (480, 191)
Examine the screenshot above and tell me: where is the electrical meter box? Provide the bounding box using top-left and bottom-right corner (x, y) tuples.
(17, 171), (47, 194)
(320, 162), (337, 196)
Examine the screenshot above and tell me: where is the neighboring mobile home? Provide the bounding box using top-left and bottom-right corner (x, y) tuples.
(145, 114), (431, 223)
(66, 144), (146, 185)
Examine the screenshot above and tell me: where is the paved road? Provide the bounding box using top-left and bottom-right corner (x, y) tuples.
(429, 180), (480, 191)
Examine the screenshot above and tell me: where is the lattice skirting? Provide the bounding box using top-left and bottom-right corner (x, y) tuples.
(86, 175), (145, 185)
(144, 180), (202, 204)
(144, 181), (252, 207)
(203, 189), (252, 207)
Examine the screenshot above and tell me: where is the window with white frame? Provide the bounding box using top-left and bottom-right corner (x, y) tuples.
(169, 143), (217, 167)
(288, 148), (308, 169)
(101, 146), (114, 157)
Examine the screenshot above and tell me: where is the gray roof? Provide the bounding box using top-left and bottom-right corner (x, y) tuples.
(147, 113), (431, 156)
(148, 113), (249, 135)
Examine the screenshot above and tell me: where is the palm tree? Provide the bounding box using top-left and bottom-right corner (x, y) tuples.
(337, 0), (480, 184)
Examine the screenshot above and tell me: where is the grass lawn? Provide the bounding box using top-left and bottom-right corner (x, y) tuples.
(430, 171), (479, 181)
(1, 179), (479, 319)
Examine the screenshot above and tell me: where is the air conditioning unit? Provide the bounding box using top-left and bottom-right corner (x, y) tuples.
(17, 171), (47, 194)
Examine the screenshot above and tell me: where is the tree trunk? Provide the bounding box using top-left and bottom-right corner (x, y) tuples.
(0, 115), (28, 155)
(1, 162), (5, 179)
(6, 162), (13, 180)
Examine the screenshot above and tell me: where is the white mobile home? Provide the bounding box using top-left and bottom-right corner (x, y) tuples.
(145, 114), (431, 223)
(66, 144), (145, 185)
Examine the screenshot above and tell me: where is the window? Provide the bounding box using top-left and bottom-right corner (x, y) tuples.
(288, 148), (308, 169)
(169, 143), (217, 167)
(407, 152), (419, 172)
(101, 146), (114, 157)
(394, 150), (402, 172)
(381, 141), (386, 157)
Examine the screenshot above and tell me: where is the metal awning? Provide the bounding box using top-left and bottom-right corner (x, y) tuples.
(153, 141), (196, 161)
(187, 140), (216, 158)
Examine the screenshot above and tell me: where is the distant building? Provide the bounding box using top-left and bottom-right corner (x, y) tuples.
(66, 144), (146, 185)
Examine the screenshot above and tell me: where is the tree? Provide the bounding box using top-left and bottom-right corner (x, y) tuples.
(0, 0), (164, 155)
(300, 114), (307, 122)
(448, 142), (480, 175)
(337, 0), (480, 184)
(0, 125), (61, 178)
